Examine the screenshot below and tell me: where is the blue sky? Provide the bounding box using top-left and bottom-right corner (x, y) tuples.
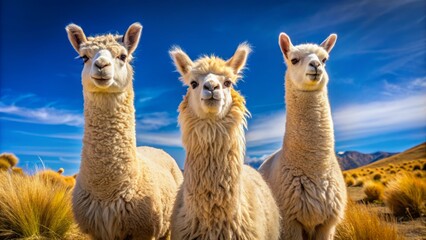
(1, 0), (425, 174)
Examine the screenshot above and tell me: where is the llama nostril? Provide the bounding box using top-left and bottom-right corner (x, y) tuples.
(309, 61), (320, 68)
(95, 61), (111, 70)
(204, 81), (218, 91)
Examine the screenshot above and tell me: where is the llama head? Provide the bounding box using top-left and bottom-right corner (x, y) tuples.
(279, 32), (337, 91)
(170, 43), (251, 119)
(66, 23), (142, 93)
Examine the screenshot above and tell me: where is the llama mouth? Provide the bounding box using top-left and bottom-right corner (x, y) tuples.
(306, 74), (321, 81)
(202, 98), (221, 106)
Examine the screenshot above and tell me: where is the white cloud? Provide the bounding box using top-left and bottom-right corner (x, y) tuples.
(15, 131), (82, 140)
(246, 111), (285, 147)
(137, 112), (176, 130)
(383, 77), (426, 96)
(0, 103), (83, 126)
(137, 131), (182, 147)
(333, 93), (426, 140)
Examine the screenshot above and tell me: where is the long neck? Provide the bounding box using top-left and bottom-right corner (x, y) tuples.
(179, 89), (247, 225)
(282, 75), (336, 174)
(80, 88), (139, 199)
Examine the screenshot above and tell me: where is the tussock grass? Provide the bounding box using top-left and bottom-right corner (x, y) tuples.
(373, 173), (382, 181)
(384, 173), (426, 218)
(345, 177), (354, 187)
(336, 201), (403, 240)
(363, 181), (384, 202)
(353, 179), (364, 187)
(0, 153), (19, 167)
(0, 171), (76, 239)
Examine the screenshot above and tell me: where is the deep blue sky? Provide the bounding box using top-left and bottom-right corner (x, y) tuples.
(1, 0), (425, 174)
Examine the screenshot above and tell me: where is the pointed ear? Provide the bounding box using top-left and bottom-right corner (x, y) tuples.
(66, 23), (87, 53)
(226, 42), (251, 74)
(320, 34), (337, 53)
(123, 22), (143, 54)
(279, 32), (293, 59)
(169, 46), (194, 77)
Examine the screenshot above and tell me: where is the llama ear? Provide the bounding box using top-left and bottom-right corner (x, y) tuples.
(123, 22), (143, 54)
(66, 24), (87, 53)
(169, 46), (194, 78)
(226, 42), (252, 74)
(320, 34), (337, 53)
(279, 32), (293, 59)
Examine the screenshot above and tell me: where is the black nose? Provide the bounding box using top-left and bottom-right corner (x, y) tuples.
(309, 61), (320, 69)
(95, 61), (111, 69)
(203, 81), (219, 91)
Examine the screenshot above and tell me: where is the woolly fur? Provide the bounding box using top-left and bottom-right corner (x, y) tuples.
(171, 54), (280, 240)
(67, 23), (183, 240)
(259, 34), (347, 240)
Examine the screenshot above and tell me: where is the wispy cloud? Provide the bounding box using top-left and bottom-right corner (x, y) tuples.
(333, 93), (426, 140)
(137, 131), (182, 147)
(246, 111), (285, 147)
(0, 102), (83, 126)
(137, 112), (176, 130)
(382, 77), (426, 96)
(135, 88), (173, 106)
(14, 131), (82, 140)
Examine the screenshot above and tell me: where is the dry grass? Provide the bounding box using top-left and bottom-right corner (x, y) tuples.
(336, 201), (403, 240)
(0, 171), (77, 239)
(384, 173), (426, 218)
(345, 177), (354, 187)
(0, 153), (19, 167)
(364, 181), (384, 202)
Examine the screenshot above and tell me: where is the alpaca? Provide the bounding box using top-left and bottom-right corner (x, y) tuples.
(66, 23), (183, 240)
(170, 44), (280, 240)
(259, 33), (347, 240)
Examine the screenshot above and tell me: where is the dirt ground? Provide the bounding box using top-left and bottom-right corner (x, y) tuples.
(347, 186), (426, 240)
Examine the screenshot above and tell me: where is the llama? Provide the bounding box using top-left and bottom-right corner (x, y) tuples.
(170, 44), (280, 240)
(259, 33), (347, 240)
(66, 23), (183, 240)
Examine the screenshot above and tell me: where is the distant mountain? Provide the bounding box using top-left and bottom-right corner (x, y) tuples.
(246, 149), (398, 170)
(337, 151), (397, 170)
(363, 142), (426, 168)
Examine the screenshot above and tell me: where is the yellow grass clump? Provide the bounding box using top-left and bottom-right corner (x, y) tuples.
(0, 153), (19, 167)
(384, 173), (426, 218)
(363, 181), (384, 202)
(345, 177), (354, 187)
(335, 201), (403, 240)
(353, 178), (364, 187)
(0, 171), (77, 239)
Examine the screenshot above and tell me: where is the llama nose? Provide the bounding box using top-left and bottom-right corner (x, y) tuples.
(203, 81), (219, 91)
(94, 58), (111, 70)
(309, 60), (321, 69)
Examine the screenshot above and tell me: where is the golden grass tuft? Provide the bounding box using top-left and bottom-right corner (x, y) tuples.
(0, 153), (19, 167)
(363, 181), (384, 202)
(0, 159), (11, 170)
(335, 201), (403, 240)
(384, 173), (426, 218)
(373, 173), (382, 181)
(0, 171), (76, 239)
(345, 177), (354, 187)
(353, 179), (364, 187)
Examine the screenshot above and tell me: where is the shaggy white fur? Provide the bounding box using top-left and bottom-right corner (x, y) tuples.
(259, 33), (347, 240)
(170, 44), (280, 240)
(66, 23), (183, 240)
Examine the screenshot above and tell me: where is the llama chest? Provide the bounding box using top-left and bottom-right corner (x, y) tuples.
(279, 168), (345, 229)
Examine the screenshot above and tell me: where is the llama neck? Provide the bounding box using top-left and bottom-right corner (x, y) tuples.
(282, 76), (336, 174)
(80, 88), (139, 199)
(179, 89), (248, 225)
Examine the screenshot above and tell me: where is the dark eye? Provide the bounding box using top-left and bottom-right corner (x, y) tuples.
(322, 58), (327, 63)
(119, 54), (127, 61)
(190, 81), (199, 89)
(291, 58), (299, 65)
(224, 80), (232, 88)
(80, 55), (89, 63)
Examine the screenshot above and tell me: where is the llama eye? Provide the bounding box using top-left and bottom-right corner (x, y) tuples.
(291, 58), (299, 65)
(190, 81), (199, 89)
(322, 58), (327, 63)
(119, 54), (127, 61)
(80, 55), (89, 63)
(224, 80), (232, 88)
